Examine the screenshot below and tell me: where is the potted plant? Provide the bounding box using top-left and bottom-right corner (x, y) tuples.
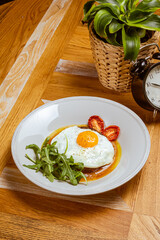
(82, 0), (160, 92)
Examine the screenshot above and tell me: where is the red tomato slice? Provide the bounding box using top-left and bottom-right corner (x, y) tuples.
(88, 115), (104, 133)
(102, 125), (120, 141)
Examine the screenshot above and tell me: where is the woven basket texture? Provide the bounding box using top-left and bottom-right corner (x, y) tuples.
(89, 26), (160, 92)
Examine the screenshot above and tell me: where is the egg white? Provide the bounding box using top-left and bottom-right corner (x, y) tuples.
(51, 126), (114, 168)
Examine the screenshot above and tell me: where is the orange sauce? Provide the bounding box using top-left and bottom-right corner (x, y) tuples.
(80, 140), (121, 182)
(48, 125), (121, 182)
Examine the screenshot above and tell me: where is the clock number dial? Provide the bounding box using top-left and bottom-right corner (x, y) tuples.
(145, 64), (160, 110)
(149, 73), (154, 80)
(155, 66), (160, 74)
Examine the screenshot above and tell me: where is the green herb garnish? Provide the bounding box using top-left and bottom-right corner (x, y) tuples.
(23, 137), (87, 186)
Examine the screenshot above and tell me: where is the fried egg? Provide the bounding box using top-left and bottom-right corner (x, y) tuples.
(51, 126), (114, 168)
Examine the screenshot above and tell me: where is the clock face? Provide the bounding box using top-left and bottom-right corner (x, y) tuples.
(144, 63), (160, 110)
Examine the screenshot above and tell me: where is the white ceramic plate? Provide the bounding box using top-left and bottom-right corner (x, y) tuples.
(11, 96), (150, 196)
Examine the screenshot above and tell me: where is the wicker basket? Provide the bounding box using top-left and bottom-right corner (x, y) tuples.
(89, 26), (160, 92)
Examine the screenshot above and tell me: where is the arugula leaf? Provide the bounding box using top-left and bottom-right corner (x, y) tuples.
(25, 154), (36, 164)
(26, 144), (41, 161)
(64, 135), (68, 154)
(41, 137), (50, 149)
(24, 138), (87, 186)
(47, 174), (54, 182)
(23, 164), (38, 170)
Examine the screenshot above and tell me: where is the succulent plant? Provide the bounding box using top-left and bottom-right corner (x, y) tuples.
(82, 0), (160, 61)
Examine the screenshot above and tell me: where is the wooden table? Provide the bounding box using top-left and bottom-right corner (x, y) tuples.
(0, 0), (160, 239)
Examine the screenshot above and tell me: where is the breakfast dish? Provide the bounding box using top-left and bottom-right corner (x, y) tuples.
(24, 116), (121, 185)
(52, 125), (114, 168)
(11, 96), (150, 195)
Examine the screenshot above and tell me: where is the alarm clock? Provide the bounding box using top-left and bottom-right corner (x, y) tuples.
(131, 43), (160, 111)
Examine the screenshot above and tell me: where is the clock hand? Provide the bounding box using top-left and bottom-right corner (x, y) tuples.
(148, 83), (160, 88)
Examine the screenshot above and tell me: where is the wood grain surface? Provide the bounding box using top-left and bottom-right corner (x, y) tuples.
(0, 0), (86, 172)
(0, 1), (160, 239)
(0, 0), (72, 126)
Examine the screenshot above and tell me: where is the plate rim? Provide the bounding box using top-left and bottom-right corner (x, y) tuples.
(11, 96), (151, 196)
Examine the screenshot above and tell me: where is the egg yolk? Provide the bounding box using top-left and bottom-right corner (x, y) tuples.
(77, 131), (98, 148)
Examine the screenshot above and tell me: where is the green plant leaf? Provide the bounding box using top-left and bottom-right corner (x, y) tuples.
(127, 10), (153, 23)
(118, 14), (127, 22)
(94, 9), (114, 37)
(136, 0), (160, 12)
(83, 0), (121, 7)
(82, 2), (96, 23)
(136, 28), (146, 38)
(96, 0), (120, 6)
(91, 3), (121, 17)
(122, 26), (140, 60)
(128, 0), (139, 10)
(116, 0), (129, 12)
(109, 19), (123, 33)
(83, 1), (95, 15)
(127, 14), (160, 31)
(82, 1), (121, 25)
(105, 26), (121, 45)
